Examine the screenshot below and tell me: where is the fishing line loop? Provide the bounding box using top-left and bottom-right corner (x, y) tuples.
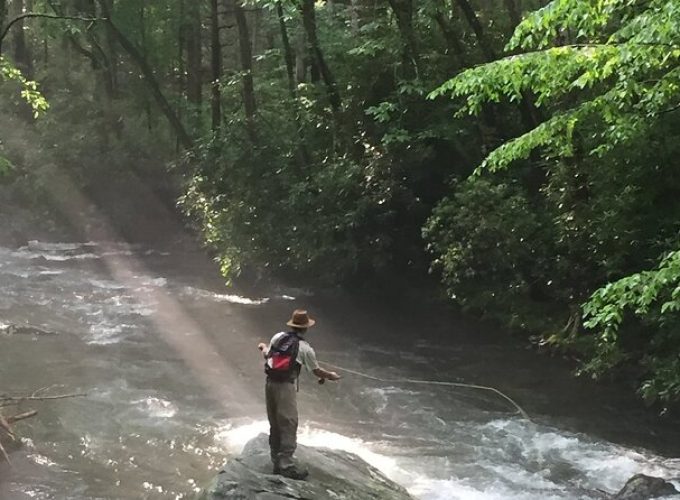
(321, 362), (531, 421)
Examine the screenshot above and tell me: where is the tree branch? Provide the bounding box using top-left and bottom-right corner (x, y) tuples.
(660, 102), (680, 115)
(0, 392), (86, 407)
(0, 410), (38, 465)
(6, 410), (38, 424)
(0, 13), (105, 49)
(0, 440), (10, 466)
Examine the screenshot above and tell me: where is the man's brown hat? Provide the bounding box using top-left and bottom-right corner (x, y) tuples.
(287, 309), (316, 329)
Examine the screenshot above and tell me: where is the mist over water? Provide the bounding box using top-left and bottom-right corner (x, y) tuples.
(1, 240), (679, 499)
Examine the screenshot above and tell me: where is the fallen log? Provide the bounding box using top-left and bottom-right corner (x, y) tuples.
(0, 440), (10, 465)
(0, 389), (84, 464)
(0, 391), (86, 408)
(0, 410), (38, 466)
(7, 410), (38, 424)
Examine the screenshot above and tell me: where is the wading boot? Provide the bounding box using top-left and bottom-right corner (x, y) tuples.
(279, 465), (309, 480)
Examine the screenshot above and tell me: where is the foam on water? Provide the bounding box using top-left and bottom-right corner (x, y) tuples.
(9, 240), (138, 263)
(4, 269), (32, 278)
(213, 293), (269, 305)
(89, 278), (127, 290)
(134, 397), (178, 419)
(181, 286), (269, 305)
(138, 276), (167, 288)
(87, 322), (127, 345)
(408, 476), (573, 500)
(37, 269), (64, 276)
(12, 247), (100, 261)
(28, 453), (59, 467)
(38, 252), (100, 261)
(213, 420), (566, 499)
(214, 419), (400, 475)
(212, 418), (680, 500)
(474, 419), (680, 497)
(26, 241), (88, 252)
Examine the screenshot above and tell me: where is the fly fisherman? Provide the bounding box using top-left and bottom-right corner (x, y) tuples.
(257, 309), (340, 480)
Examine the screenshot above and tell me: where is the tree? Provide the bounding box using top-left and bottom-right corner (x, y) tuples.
(386, 0), (418, 77)
(233, 0), (256, 138)
(185, 0), (202, 111)
(430, 0), (680, 403)
(210, 0), (221, 131)
(10, 0), (33, 77)
(97, 0), (193, 148)
(299, 0), (340, 110)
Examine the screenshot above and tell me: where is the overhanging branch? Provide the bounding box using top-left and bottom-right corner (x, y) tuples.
(0, 13), (105, 52)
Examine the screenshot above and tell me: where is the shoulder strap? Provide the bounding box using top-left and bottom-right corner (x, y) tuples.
(268, 331), (291, 355)
(290, 332), (300, 359)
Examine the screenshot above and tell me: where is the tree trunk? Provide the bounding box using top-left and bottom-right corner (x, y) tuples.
(349, 0), (359, 34)
(299, 0), (341, 110)
(276, 0), (309, 166)
(250, 4), (259, 55)
(502, 0), (540, 128)
(386, 0), (417, 78)
(234, 0), (256, 138)
(11, 0), (34, 77)
(98, 0), (193, 149)
(503, 0), (521, 30)
(0, 0), (7, 55)
(98, 0), (118, 97)
(48, 0), (115, 101)
(276, 1), (295, 96)
(210, 0), (221, 132)
(433, 10), (466, 68)
(140, 0), (153, 131)
(176, 0), (185, 151)
(453, 0), (496, 61)
(186, 0), (202, 109)
(455, 0), (538, 130)
(295, 30), (306, 83)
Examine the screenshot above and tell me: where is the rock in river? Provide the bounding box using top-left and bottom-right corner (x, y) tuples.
(198, 434), (413, 500)
(613, 473), (679, 499)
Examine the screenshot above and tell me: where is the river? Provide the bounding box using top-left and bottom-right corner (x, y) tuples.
(1, 238), (679, 499)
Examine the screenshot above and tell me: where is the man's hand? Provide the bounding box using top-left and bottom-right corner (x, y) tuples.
(257, 342), (267, 351)
(314, 367), (341, 381)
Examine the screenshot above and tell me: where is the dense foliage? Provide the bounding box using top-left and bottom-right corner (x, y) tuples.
(430, 0), (680, 404)
(1, 0), (678, 404)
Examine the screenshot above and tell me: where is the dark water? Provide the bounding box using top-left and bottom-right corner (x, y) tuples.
(1, 240), (679, 499)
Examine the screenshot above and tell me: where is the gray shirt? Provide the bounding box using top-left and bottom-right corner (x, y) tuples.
(268, 332), (319, 373)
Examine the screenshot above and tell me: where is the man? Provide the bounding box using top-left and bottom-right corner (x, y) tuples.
(257, 309), (340, 480)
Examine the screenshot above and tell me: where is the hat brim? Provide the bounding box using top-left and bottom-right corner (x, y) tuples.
(287, 318), (315, 329)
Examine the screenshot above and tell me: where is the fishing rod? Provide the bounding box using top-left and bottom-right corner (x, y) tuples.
(319, 362), (530, 421)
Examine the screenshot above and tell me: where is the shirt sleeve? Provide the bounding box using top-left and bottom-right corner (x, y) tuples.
(298, 341), (320, 373)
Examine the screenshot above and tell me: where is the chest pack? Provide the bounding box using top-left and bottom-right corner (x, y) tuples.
(265, 332), (301, 382)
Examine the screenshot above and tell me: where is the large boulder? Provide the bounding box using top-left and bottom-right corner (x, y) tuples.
(613, 474), (680, 499)
(198, 434), (414, 500)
